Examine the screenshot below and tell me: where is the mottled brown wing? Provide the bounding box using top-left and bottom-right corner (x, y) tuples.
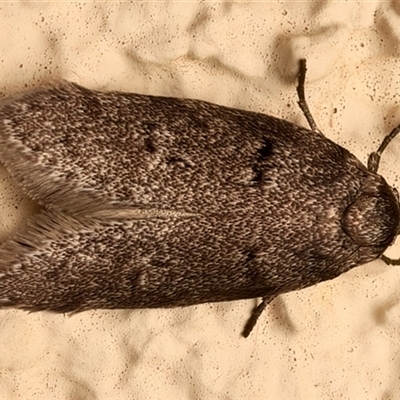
(0, 82), (371, 312)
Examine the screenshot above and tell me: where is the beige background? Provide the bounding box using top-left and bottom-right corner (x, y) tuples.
(1, 2), (400, 399)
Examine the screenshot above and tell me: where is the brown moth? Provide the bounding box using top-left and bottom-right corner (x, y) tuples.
(0, 60), (399, 337)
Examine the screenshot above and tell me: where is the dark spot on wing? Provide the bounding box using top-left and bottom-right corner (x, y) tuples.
(251, 138), (273, 185)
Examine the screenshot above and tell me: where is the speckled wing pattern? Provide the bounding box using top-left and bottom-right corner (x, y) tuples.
(0, 82), (383, 312)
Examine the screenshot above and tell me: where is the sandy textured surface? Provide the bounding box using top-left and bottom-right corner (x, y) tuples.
(1, 2), (400, 399)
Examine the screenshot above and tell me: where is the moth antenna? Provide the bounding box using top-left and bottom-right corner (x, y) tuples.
(296, 59), (320, 133)
(368, 125), (400, 265)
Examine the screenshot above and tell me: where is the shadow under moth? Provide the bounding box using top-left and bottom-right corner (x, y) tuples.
(0, 60), (399, 337)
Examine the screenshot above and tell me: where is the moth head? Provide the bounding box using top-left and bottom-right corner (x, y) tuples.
(342, 181), (400, 249)
(342, 123), (400, 261)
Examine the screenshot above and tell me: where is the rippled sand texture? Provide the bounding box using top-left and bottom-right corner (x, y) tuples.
(1, 2), (400, 399)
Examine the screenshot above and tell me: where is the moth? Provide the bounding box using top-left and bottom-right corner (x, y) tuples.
(0, 60), (399, 337)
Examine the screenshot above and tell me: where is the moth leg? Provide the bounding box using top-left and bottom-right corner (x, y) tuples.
(367, 124), (400, 173)
(296, 59), (320, 133)
(242, 295), (275, 338)
(380, 255), (400, 266)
